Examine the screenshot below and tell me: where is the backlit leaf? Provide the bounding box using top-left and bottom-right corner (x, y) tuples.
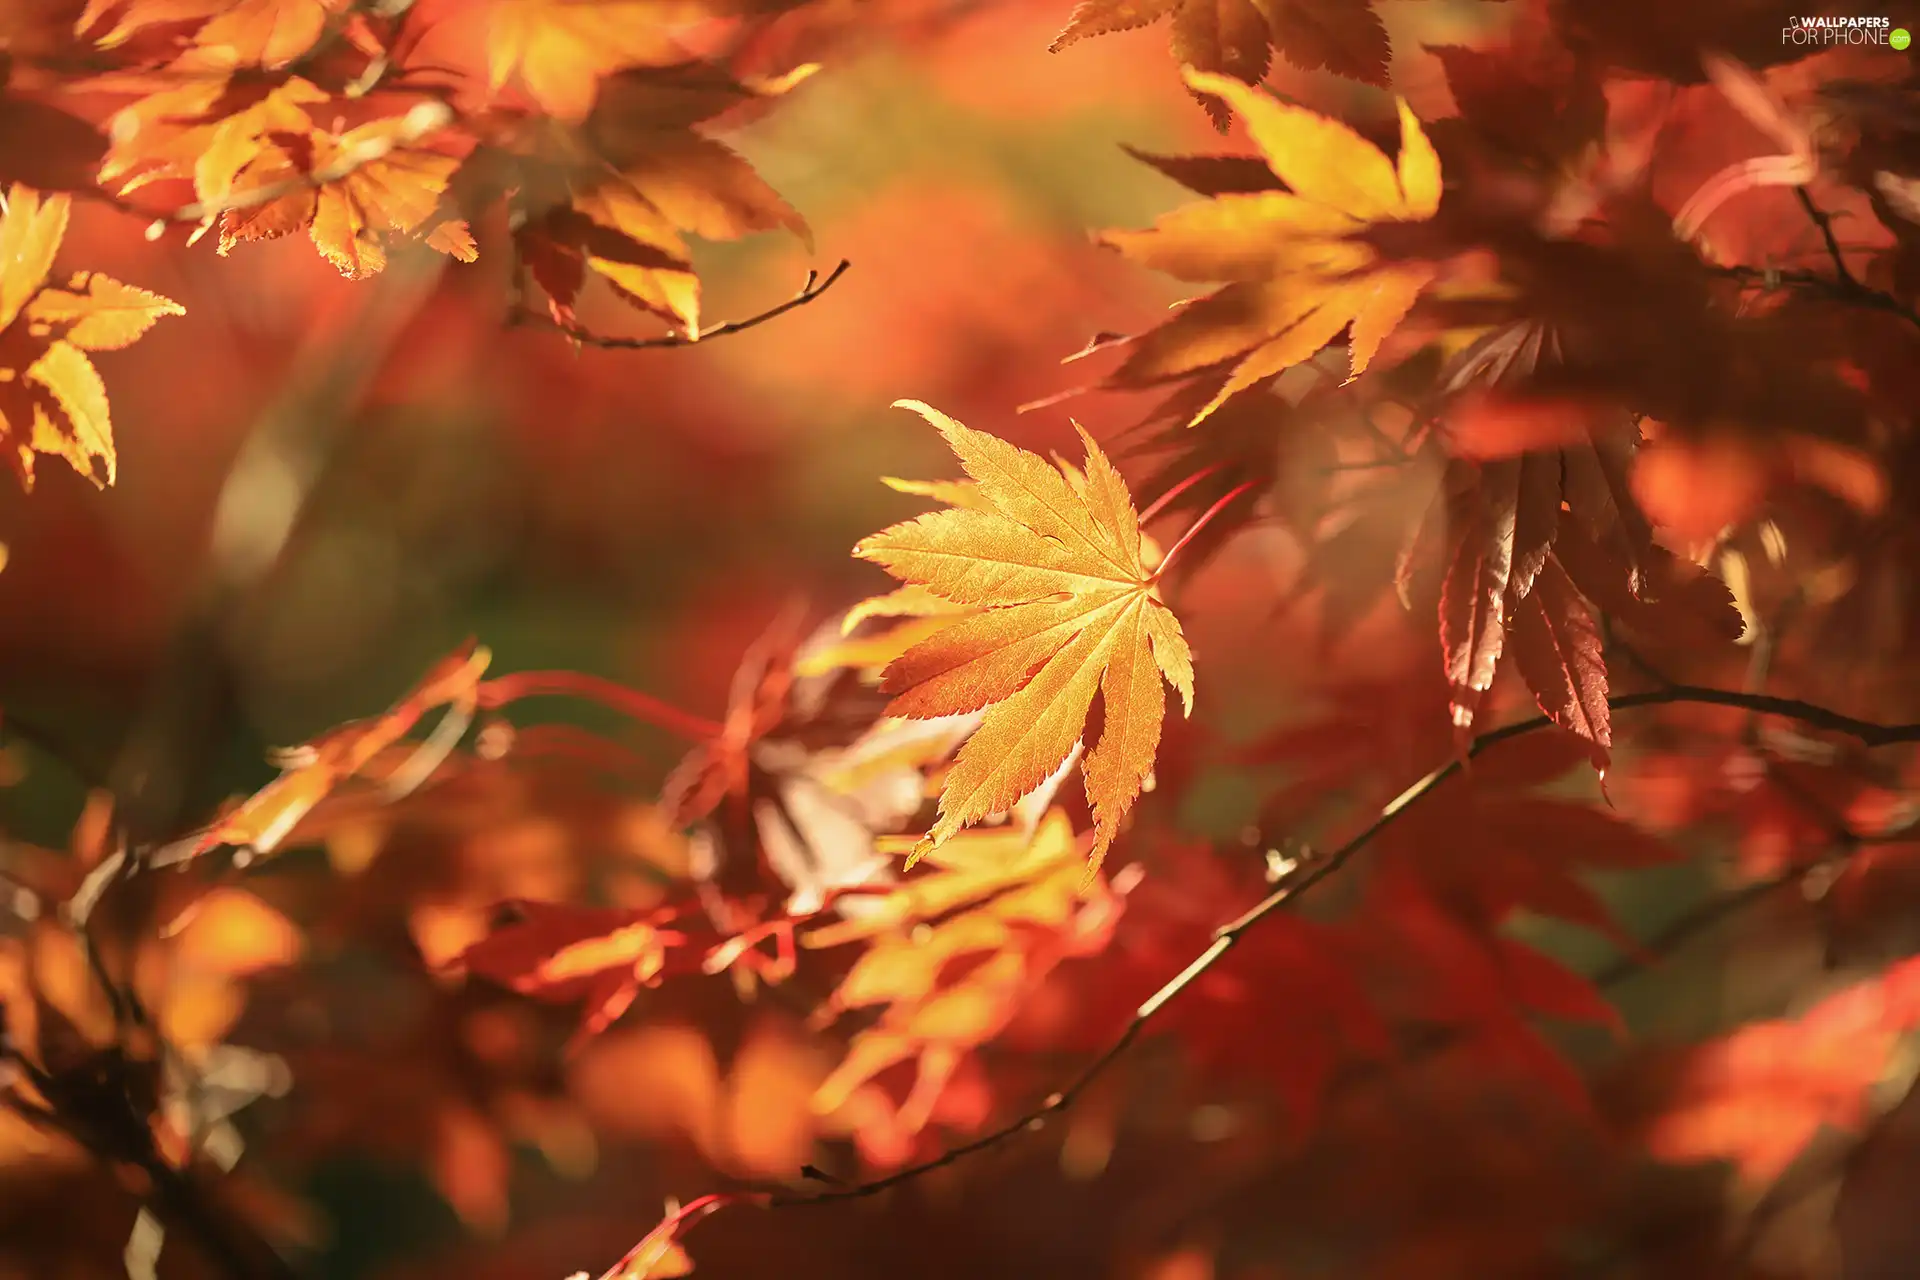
(0, 184), (181, 491)
(1098, 76), (1442, 420)
(854, 401), (1194, 872)
(1051, 0), (1390, 129)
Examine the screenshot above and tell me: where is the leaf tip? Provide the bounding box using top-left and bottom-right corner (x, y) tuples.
(902, 837), (934, 871)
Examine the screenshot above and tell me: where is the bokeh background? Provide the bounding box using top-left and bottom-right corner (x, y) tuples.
(8, 2), (1844, 1277)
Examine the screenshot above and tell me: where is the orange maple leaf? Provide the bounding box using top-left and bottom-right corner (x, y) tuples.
(457, 900), (690, 1045)
(79, 0), (353, 68)
(854, 401), (1194, 873)
(507, 62), (812, 336)
(484, 0), (693, 123)
(1646, 956), (1920, 1187)
(1097, 72), (1443, 423)
(0, 184), (182, 490)
(219, 102), (477, 279)
(97, 65), (473, 278)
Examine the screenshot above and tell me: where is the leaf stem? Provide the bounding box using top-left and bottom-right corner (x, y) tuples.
(1136, 464), (1222, 525)
(1152, 481), (1257, 576)
(476, 672), (722, 741)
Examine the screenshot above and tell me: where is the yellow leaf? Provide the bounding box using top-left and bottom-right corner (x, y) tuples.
(880, 474), (988, 509)
(0, 185), (179, 492)
(806, 810), (1126, 1137)
(26, 272), (185, 350)
(26, 341), (115, 486)
(854, 403), (1193, 872)
(1102, 78), (1445, 419)
(0, 185), (68, 330)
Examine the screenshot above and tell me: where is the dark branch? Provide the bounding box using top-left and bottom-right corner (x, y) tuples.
(512, 260), (852, 351)
(1704, 189), (1920, 332)
(1795, 185), (1861, 290)
(767, 684), (1920, 1207)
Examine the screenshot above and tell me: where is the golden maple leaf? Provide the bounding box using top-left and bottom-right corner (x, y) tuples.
(0, 184), (182, 490)
(1099, 71), (1442, 424)
(853, 401), (1194, 873)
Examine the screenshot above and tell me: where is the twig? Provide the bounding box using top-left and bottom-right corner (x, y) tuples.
(1707, 185), (1920, 337)
(1795, 186), (1860, 290)
(766, 684), (1920, 1206)
(513, 260), (852, 351)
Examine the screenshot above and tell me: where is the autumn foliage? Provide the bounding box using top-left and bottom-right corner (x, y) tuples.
(2, 1), (1920, 1279)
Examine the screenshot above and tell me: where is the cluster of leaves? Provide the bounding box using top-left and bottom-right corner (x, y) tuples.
(2, 0), (838, 393)
(3, 1), (1920, 1280)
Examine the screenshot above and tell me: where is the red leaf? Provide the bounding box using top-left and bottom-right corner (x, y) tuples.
(1511, 556), (1612, 771)
(1439, 466), (1518, 737)
(1494, 936), (1622, 1034)
(1511, 451), (1563, 602)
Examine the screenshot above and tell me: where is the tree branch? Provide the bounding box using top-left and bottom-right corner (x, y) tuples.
(766, 684), (1920, 1207)
(1704, 188), (1920, 332)
(1796, 185), (1861, 290)
(511, 260), (852, 351)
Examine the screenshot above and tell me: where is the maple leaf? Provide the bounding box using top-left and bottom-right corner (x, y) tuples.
(504, 62), (812, 336)
(1050, 0), (1389, 129)
(853, 400), (1195, 873)
(455, 900), (690, 1044)
(79, 0), (352, 68)
(173, 640), (492, 867)
(1097, 72), (1442, 424)
(218, 101), (476, 279)
(0, 184), (182, 491)
(1409, 325), (1744, 756)
(481, 0), (693, 123)
(1644, 956), (1920, 1187)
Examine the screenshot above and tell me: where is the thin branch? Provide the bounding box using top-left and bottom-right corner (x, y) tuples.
(1136, 464), (1222, 526)
(768, 684), (1920, 1207)
(513, 260), (852, 351)
(1795, 186), (1860, 290)
(1707, 188), (1920, 335)
(1589, 872), (1794, 990)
